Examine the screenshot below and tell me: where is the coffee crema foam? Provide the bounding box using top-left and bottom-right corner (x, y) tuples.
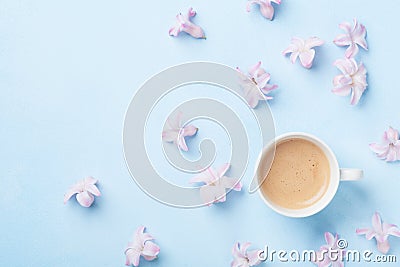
(261, 138), (330, 210)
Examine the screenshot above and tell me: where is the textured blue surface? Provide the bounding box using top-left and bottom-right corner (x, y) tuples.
(1, 0), (400, 266)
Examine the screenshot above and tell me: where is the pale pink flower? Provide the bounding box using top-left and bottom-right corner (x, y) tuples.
(189, 163), (242, 205)
(356, 212), (400, 254)
(282, 37), (324, 69)
(246, 0), (281, 20)
(231, 242), (262, 267)
(333, 18), (368, 58)
(332, 57), (367, 105)
(369, 127), (400, 162)
(63, 176), (101, 207)
(125, 226), (160, 266)
(313, 232), (345, 267)
(162, 111), (198, 152)
(169, 8), (205, 39)
(237, 61), (278, 108)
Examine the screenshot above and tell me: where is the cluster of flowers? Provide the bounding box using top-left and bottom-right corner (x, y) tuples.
(332, 19), (368, 105)
(169, 5), (369, 106)
(169, 1), (282, 39)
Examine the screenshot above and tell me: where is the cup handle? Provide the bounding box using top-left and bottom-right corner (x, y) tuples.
(340, 168), (363, 181)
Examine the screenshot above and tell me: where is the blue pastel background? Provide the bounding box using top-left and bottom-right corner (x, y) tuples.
(1, 0), (400, 266)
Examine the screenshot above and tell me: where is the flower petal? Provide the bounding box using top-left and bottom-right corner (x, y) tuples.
(385, 148), (397, 162)
(244, 87), (264, 108)
(182, 125), (198, 137)
(261, 83), (278, 94)
(377, 240), (390, 254)
(84, 176), (97, 185)
(248, 61), (262, 78)
(200, 184), (225, 205)
(259, 1), (275, 20)
(324, 232), (335, 247)
(365, 231), (377, 241)
(86, 183), (101, 197)
(372, 212), (383, 232)
(387, 126), (399, 141)
(332, 85), (352, 97)
(333, 34), (351, 46)
(220, 176), (242, 191)
(282, 44), (297, 55)
(63, 186), (80, 204)
(356, 228), (370, 236)
(369, 143), (388, 155)
(182, 22), (206, 39)
(187, 7), (196, 18)
(162, 129), (179, 142)
(125, 248), (141, 266)
(247, 249), (262, 266)
(177, 135), (189, 152)
(142, 241), (160, 259)
(289, 51), (299, 64)
(76, 191), (94, 207)
(382, 223), (400, 238)
(256, 72), (271, 89)
(216, 163), (230, 177)
(299, 49), (315, 69)
(352, 19), (368, 50)
(349, 84), (365, 105)
(334, 58), (357, 74)
(345, 42), (359, 58)
(232, 242), (243, 258)
(305, 37), (324, 49)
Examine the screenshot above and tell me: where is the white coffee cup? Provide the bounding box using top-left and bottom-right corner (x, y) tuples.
(256, 132), (363, 218)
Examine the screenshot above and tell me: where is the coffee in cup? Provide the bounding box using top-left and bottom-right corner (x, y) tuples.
(260, 138), (330, 209)
(256, 132), (363, 217)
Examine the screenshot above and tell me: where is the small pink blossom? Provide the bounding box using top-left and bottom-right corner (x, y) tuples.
(169, 8), (205, 39)
(332, 57), (367, 105)
(63, 176), (101, 207)
(162, 111), (198, 152)
(125, 226), (160, 266)
(356, 212), (400, 254)
(313, 232), (345, 267)
(282, 37), (324, 69)
(189, 163), (242, 205)
(333, 18), (368, 58)
(231, 242), (262, 267)
(369, 127), (400, 162)
(246, 0), (281, 20)
(237, 61), (278, 108)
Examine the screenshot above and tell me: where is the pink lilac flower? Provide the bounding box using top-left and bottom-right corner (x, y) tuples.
(169, 8), (205, 39)
(162, 111), (198, 152)
(125, 226), (160, 266)
(356, 212), (400, 254)
(237, 61), (278, 108)
(231, 242), (262, 267)
(333, 18), (368, 58)
(369, 127), (400, 162)
(313, 232), (345, 267)
(64, 176), (101, 207)
(189, 163), (242, 205)
(246, 0), (281, 20)
(332, 57), (367, 105)
(282, 37), (324, 69)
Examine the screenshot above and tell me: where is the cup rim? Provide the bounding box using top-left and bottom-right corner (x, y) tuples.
(257, 132), (340, 218)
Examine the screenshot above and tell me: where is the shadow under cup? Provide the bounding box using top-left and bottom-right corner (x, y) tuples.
(257, 133), (340, 218)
